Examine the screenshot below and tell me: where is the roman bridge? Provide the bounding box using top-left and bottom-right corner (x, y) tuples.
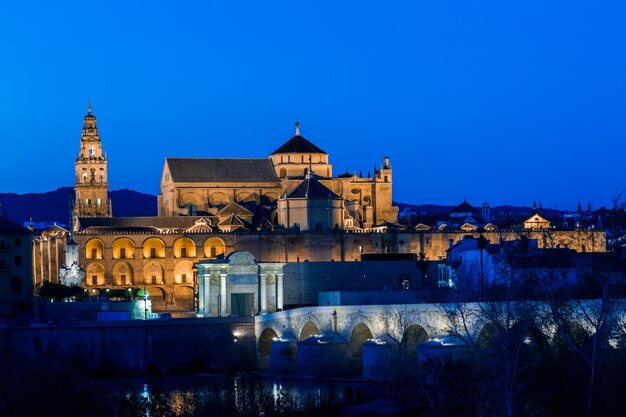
(253, 300), (621, 376)
(254, 303), (478, 375)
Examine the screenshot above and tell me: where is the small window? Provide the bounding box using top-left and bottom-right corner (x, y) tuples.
(401, 279), (410, 290)
(152, 276), (157, 285)
(120, 248), (126, 259)
(86, 199), (91, 206)
(359, 245), (363, 253)
(181, 273), (187, 283)
(120, 274), (127, 285)
(385, 245), (390, 253)
(97, 198), (102, 207)
(91, 275), (97, 285)
(11, 277), (21, 293)
(181, 247), (187, 258)
(91, 248), (97, 259)
(14, 237), (21, 247)
(150, 248), (156, 258)
(14, 256), (22, 267)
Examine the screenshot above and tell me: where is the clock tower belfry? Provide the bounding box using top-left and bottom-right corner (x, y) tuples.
(74, 104), (112, 221)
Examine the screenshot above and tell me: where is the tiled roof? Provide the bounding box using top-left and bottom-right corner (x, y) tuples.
(77, 216), (208, 231)
(166, 158), (280, 183)
(451, 201), (479, 214)
(217, 202), (254, 218)
(185, 218), (213, 233)
(218, 214), (247, 227)
(286, 177), (340, 199)
(271, 135), (326, 155)
(254, 217), (274, 231)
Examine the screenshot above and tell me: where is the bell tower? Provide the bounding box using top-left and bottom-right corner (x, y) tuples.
(74, 103), (112, 221)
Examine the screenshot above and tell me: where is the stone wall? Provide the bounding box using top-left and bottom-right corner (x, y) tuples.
(0, 318), (256, 376)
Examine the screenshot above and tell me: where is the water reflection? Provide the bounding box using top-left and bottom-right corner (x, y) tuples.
(115, 374), (352, 417)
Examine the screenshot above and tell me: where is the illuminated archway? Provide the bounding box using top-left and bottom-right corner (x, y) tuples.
(112, 261), (134, 286)
(112, 238), (135, 259)
(143, 261), (164, 285)
(143, 237), (165, 259)
(174, 260), (194, 284)
(174, 286), (195, 311)
(85, 238), (104, 260)
(203, 237), (225, 259)
(85, 262), (105, 286)
(174, 237), (196, 258)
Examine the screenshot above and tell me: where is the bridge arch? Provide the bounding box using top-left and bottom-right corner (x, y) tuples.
(477, 322), (497, 349)
(299, 319), (322, 341)
(258, 327), (279, 370)
(348, 322), (374, 370)
(401, 324), (430, 356)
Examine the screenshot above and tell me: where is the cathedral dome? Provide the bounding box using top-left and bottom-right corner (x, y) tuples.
(270, 122), (326, 155)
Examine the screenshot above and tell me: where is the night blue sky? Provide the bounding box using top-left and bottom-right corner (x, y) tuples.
(1, 1), (624, 210)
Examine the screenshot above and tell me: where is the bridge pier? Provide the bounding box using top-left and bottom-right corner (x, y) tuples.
(270, 335), (297, 374)
(296, 334), (353, 377)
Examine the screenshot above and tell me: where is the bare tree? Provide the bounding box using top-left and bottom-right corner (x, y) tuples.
(440, 294), (540, 417)
(543, 274), (625, 417)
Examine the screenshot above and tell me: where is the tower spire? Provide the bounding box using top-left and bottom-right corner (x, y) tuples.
(295, 121), (300, 136)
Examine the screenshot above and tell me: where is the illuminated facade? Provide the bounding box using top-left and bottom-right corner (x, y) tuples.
(73, 105), (112, 220)
(63, 109), (606, 314)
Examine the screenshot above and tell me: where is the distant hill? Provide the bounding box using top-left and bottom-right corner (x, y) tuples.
(0, 190), (567, 226)
(394, 201), (566, 217)
(0, 187), (157, 224)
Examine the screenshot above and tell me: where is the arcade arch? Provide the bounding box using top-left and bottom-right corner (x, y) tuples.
(174, 260), (194, 284)
(174, 237), (196, 258)
(143, 261), (164, 285)
(112, 261), (134, 286)
(143, 238), (165, 259)
(204, 237), (225, 259)
(85, 262), (105, 286)
(112, 238), (135, 259)
(85, 238), (104, 260)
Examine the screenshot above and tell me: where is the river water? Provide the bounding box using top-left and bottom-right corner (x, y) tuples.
(100, 373), (381, 416)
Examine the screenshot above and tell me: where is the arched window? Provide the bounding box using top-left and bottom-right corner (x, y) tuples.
(204, 237), (226, 259)
(279, 168), (287, 178)
(174, 237), (196, 258)
(143, 238), (165, 259)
